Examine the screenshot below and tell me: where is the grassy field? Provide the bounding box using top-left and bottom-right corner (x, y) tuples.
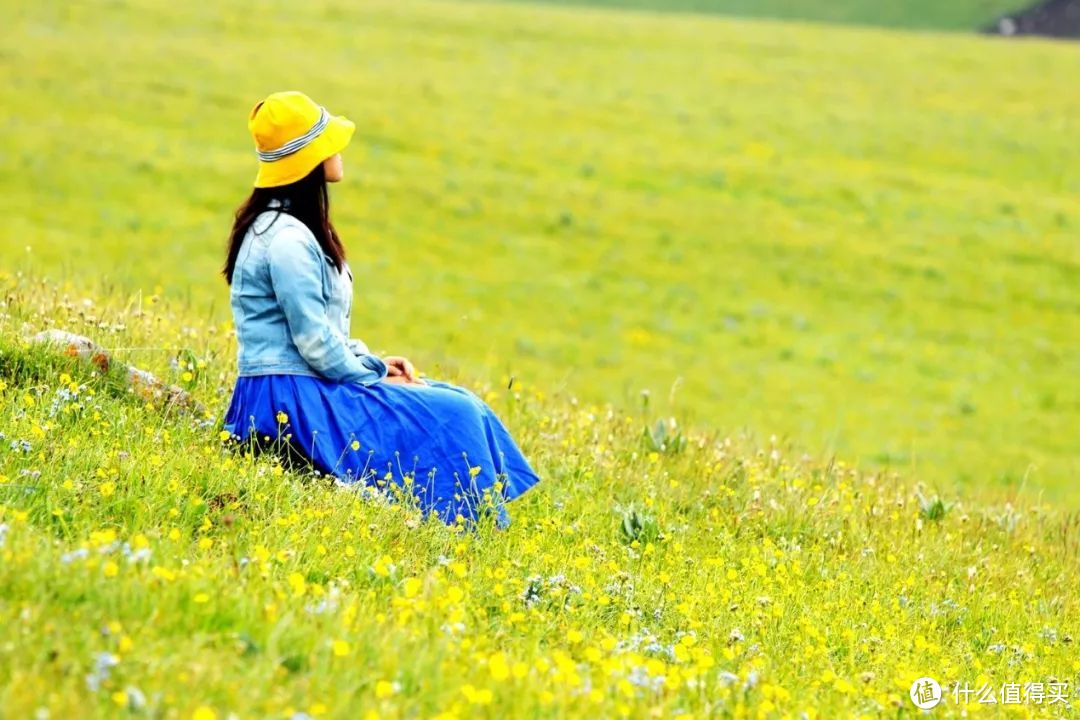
(475, 0), (1029, 31)
(1, 278), (1078, 718)
(3, 0), (1077, 502)
(1, 1), (1079, 717)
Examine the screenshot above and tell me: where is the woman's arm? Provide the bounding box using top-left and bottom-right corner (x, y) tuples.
(343, 317), (424, 384)
(345, 337), (372, 356)
(267, 228), (387, 385)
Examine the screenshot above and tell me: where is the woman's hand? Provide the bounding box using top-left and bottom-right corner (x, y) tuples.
(383, 356), (426, 385)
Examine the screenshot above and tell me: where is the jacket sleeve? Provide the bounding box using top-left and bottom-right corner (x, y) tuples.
(266, 227), (387, 385)
(345, 337), (373, 356)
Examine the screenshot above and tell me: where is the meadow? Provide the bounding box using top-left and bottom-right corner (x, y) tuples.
(2, 0), (1078, 501)
(1, 277), (1078, 718)
(1, 0), (1079, 716)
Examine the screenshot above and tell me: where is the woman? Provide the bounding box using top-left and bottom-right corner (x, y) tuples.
(221, 91), (540, 527)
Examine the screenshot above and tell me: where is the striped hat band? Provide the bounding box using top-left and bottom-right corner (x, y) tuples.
(256, 107), (329, 162)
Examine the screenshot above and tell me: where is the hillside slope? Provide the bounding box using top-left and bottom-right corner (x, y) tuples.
(1, 276), (1077, 717)
(1, 0), (1077, 500)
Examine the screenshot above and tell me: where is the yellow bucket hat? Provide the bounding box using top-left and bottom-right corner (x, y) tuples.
(248, 91), (355, 188)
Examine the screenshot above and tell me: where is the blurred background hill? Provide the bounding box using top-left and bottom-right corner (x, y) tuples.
(1, 0), (1077, 500)
(465, 0), (1080, 35)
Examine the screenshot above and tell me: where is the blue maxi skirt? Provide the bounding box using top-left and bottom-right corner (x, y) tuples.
(222, 374), (541, 526)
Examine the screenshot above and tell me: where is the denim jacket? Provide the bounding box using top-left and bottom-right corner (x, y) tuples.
(229, 200), (388, 384)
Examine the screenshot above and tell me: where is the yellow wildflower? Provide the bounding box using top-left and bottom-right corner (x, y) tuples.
(489, 652), (510, 681)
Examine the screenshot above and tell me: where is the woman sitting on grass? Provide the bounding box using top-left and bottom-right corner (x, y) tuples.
(221, 90), (540, 527)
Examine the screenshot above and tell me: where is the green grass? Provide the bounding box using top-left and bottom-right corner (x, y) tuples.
(1, 278), (1078, 718)
(1, 3), (1079, 715)
(471, 0), (1029, 31)
(3, 0), (1077, 502)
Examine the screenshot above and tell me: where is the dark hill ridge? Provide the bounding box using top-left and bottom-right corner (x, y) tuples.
(988, 0), (1080, 36)
(474, 0), (1078, 37)
(455, 0), (1031, 33)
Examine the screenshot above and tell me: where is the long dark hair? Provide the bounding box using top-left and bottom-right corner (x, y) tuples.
(222, 163), (346, 285)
